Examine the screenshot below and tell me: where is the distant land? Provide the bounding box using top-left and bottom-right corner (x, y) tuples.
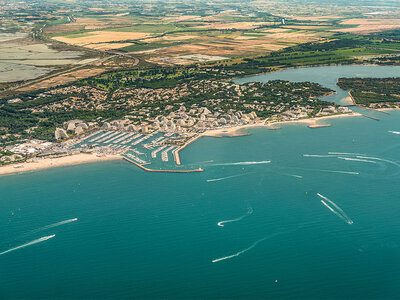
(0, 0), (399, 173)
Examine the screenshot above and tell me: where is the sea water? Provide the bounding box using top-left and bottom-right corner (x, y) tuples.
(1, 66), (400, 299)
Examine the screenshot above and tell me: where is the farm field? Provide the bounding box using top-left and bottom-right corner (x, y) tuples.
(1, 0), (400, 93)
(40, 0), (400, 65)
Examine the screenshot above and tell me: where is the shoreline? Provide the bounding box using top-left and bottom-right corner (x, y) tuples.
(173, 112), (361, 165)
(0, 153), (121, 176)
(231, 62), (383, 82)
(0, 110), (393, 175)
(200, 112), (361, 137)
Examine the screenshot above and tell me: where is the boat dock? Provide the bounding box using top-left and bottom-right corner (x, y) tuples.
(121, 134), (142, 145)
(125, 153), (147, 164)
(161, 146), (175, 162)
(151, 145), (167, 158)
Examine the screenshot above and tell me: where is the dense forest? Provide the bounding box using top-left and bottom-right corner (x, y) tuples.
(337, 77), (400, 105)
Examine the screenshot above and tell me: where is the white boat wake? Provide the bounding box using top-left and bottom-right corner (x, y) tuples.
(356, 156), (400, 168)
(328, 152), (366, 156)
(337, 157), (377, 164)
(31, 218), (78, 233)
(195, 160), (214, 164)
(389, 131), (400, 135)
(290, 174), (303, 179)
(217, 207), (253, 227)
(303, 154), (336, 158)
(207, 173), (247, 182)
(212, 234), (278, 263)
(214, 161), (271, 166)
(317, 193), (353, 225)
(320, 170), (359, 175)
(0, 234), (56, 256)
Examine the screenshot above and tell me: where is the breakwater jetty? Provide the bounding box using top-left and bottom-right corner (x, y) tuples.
(123, 157), (203, 173)
(361, 114), (380, 121)
(308, 124), (332, 128)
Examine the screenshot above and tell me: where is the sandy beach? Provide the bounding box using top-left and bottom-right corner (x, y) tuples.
(0, 112), (364, 173)
(201, 112), (361, 137)
(0, 153), (121, 176)
(172, 112), (361, 165)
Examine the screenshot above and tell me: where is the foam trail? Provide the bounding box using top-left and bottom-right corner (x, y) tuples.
(207, 173), (247, 182)
(320, 200), (353, 225)
(214, 161), (271, 166)
(321, 170), (359, 175)
(217, 207), (253, 227)
(194, 160), (214, 164)
(32, 218), (78, 233)
(212, 234), (275, 263)
(389, 131), (400, 135)
(338, 157), (377, 164)
(0, 235), (55, 256)
(328, 152), (366, 156)
(317, 193), (353, 225)
(303, 154), (335, 158)
(283, 167), (359, 175)
(290, 174), (303, 179)
(356, 156), (400, 168)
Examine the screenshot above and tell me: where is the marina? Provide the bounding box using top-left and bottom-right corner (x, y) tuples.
(2, 110), (400, 298)
(72, 130), (191, 172)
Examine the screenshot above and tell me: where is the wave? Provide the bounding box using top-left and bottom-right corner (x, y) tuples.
(389, 131), (400, 135)
(217, 207), (253, 227)
(214, 161), (271, 166)
(31, 218), (78, 233)
(0, 234), (55, 256)
(212, 234), (277, 263)
(207, 173), (247, 182)
(317, 193), (353, 225)
(356, 156), (400, 168)
(337, 157), (377, 164)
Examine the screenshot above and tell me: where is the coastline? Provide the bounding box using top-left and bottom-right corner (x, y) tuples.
(0, 111), (379, 175)
(200, 112), (361, 137)
(0, 153), (121, 176)
(173, 112), (361, 165)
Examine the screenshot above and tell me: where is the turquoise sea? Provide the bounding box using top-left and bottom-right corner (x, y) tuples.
(1, 66), (400, 299)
